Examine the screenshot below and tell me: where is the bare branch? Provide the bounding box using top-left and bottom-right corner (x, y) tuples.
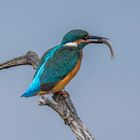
(0, 51), (95, 140)
(0, 51), (40, 70)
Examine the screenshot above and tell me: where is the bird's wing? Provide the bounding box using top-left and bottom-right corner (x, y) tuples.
(33, 48), (52, 79)
(21, 45), (62, 97)
(40, 46), (79, 91)
(21, 45), (79, 97)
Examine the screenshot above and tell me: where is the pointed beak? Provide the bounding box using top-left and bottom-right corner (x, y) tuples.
(87, 35), (115, 59)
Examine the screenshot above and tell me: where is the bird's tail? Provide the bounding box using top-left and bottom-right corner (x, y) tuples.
(21, 88), (39, 97)
(21, 78), (40, 97)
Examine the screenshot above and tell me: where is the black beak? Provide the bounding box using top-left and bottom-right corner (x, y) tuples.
(87, 35), (115, 59)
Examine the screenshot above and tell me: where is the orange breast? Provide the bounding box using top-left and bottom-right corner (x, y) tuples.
(52, 59), (82, 93)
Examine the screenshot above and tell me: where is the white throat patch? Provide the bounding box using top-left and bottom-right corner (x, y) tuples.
(64, 42), (78, 47)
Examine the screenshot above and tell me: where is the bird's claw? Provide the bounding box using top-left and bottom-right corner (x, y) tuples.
(54, 90), (70, 98)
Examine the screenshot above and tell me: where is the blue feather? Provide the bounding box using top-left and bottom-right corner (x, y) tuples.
(21, 45), (62, 97)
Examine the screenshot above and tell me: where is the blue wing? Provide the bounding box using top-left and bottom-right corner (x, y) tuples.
(21, 45), (62, 97)
(21, 45), (79, 97)
(40, 47), (79, 91)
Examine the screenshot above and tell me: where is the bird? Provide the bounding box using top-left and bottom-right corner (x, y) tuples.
(21, 29), (114, 97)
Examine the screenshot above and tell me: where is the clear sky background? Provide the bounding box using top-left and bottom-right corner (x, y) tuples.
(0, 0), (139, 140)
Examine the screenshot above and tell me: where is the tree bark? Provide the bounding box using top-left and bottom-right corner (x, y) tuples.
(0, 51), (95, 140)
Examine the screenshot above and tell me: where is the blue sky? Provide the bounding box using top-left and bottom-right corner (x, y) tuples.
(0, 0), (140, 140)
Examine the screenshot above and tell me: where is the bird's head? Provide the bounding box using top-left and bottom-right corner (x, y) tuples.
(61, 29), (114, 59)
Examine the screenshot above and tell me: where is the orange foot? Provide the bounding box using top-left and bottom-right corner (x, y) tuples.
(54, 91), (70, 97)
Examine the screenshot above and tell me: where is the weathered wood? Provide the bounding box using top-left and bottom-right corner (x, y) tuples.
(0, 51), (95, 140)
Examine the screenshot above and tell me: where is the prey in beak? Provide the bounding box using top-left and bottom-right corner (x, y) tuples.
(86, 35), (115, 59)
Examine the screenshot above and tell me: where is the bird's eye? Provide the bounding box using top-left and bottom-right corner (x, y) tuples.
(82, 36), (88, 40)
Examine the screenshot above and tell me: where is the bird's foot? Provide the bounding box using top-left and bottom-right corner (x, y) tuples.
(54, 91), (70, 98)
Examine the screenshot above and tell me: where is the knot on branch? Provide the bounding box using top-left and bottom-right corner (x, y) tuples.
(25, 51), (40, 69)
(39, 93), (76, 125)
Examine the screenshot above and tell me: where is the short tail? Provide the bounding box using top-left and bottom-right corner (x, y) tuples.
(21, 89), (38, 97)
(21, 79), (40, 97)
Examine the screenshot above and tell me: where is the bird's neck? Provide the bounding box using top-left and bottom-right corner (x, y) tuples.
(62, 41), (85, 51)
(64, 42), (78, 47)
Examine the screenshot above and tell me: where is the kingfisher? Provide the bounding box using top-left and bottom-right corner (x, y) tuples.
(21, 29), (114, 97)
